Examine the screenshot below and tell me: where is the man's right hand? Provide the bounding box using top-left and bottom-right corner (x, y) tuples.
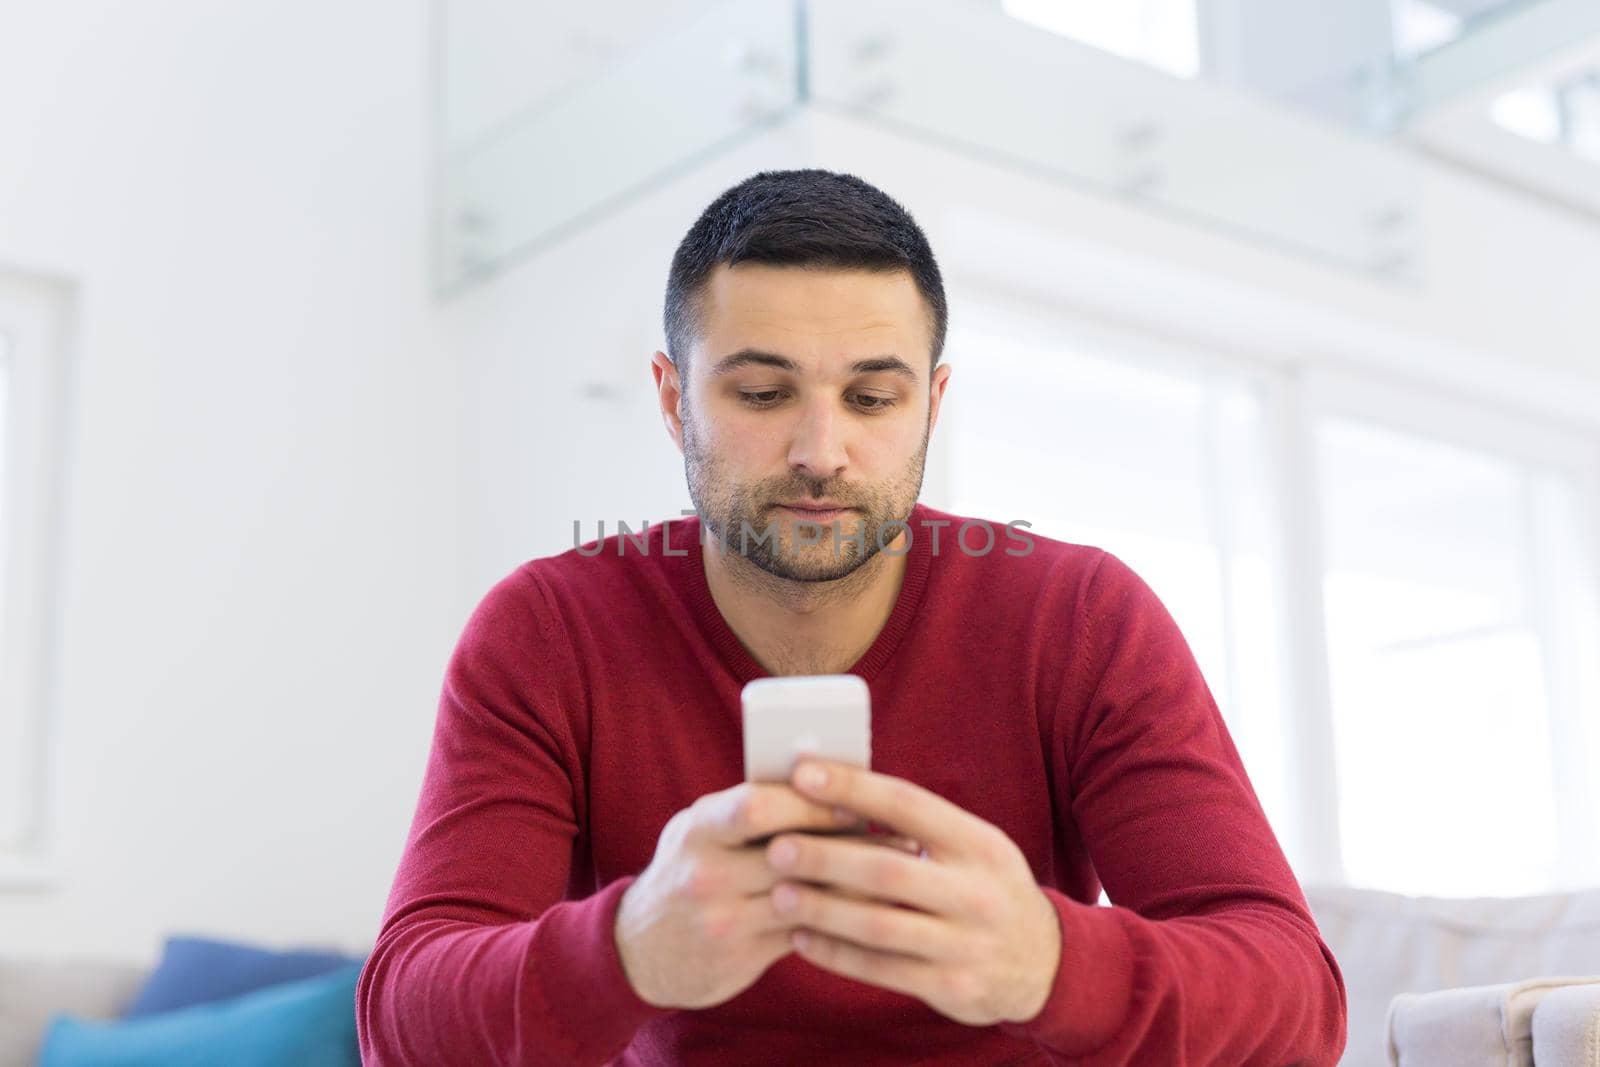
(613, 780), (907, 1010)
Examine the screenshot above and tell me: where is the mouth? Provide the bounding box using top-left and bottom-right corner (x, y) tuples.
(775, 502), (856, 523)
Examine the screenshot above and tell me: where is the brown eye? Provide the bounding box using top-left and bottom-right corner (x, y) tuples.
(740, 390), (785, 407)
(851, 393), (896, 413)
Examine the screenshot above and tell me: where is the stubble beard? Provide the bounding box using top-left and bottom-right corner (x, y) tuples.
(682, 412), (929, 584)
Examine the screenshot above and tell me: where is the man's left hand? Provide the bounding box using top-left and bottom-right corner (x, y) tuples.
(764, 757), (1063, 1027)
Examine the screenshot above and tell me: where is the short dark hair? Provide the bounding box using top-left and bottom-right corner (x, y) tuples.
(663, 169), (947, 377)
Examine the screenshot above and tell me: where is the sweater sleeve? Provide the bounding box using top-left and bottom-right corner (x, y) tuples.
(356, 567), (675, 1066)
(999, 550), (1347, 1065)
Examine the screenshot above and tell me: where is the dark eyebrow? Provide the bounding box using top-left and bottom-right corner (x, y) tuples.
(849, 356), (920, 382)
(709, 349), (802, 376)
(709, 348), (920, 382)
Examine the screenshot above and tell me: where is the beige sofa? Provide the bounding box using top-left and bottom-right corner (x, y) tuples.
(0, 955), (149, 1067)
(6, 887), (1598, 1066)
(1305, 884), (1600, 1066)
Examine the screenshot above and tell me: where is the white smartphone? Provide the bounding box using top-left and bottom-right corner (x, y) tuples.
(741, 674), (872, 784)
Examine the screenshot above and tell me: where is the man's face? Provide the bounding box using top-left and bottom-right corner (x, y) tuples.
(652, 263), (951, 583)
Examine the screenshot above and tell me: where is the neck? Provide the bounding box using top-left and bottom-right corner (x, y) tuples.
(700, 528), (910, 677)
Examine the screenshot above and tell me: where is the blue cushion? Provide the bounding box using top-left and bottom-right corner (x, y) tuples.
(38, 963), (362, 1067)
(122, 935), (362, 1017)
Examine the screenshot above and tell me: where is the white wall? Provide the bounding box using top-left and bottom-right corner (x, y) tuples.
(0, 1), (457, 960)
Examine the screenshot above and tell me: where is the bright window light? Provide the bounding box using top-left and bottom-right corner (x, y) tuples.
(1316, 417), (1582, 896)
(1392, 0), (1463, 59)
(1001, 0), (1200, 80)
(1489, 70), (1600, 163)
(947, 305), (1600, 896)
(1491, 86), (1562, 144)
(946, 324), (1296, 858)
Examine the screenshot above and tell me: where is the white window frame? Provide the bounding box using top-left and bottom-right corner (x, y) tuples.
(936, 281), (1347, 885)
(1303, 363), (1600, 891)
(0, 270), (76, 887)
(938, 266), (1600, 894)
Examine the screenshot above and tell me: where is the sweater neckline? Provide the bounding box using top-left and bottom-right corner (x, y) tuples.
(672, 501), (935, 684)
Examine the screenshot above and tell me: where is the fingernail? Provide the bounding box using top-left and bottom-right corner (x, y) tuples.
(797, 764), (827, 791)
(770, 839), (797, 867)
(773, 883), (798, 911)
(832, 806), (857, 825)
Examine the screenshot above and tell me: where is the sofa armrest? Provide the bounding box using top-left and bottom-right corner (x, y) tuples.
(0, 957), (149, 1067)
(1533, 983), (1600, 1067)
(1387, 977), (1600, 1067)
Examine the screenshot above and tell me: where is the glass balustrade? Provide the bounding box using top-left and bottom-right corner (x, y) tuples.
(435, 0), (1585, 293)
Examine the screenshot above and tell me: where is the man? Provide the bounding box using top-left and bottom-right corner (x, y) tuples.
(356, 169), (1347, 1065)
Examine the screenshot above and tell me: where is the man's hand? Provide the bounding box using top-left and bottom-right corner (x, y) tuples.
(766, 758), (1063, 1027)
(613, 779), (908, 1011)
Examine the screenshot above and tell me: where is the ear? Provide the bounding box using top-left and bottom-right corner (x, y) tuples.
(926, 361), (953, 436)
(650, 350), (685, 453)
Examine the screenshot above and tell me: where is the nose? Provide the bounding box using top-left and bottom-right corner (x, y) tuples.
(786, 394), (848, 481)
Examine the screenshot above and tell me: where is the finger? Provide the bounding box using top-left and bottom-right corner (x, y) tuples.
(746, 813), (873, 848)
(723, 831), (923, 896)
(764, 832), (965, 916)
(797, 828), (922, 854)
(763, 880), (959, 961)
(789, 928), (942, 1004)
(870, 832), (926, 857)
(734, 887), (914, 960)
(693, 782), (859, 848)
(736, 917), (795, 971)
(789, 760), (993, 860)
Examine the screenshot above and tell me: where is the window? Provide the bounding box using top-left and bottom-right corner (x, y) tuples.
(940, 296), (1600, 898)
(0, 273), (74, 881)
(1000, 0), (1200, 80)
(942, 307), (1300, 869)
(1391, 0), (1463, 60)
(1490, 69), (1600, 165)
(1313, 388), (1600, 895)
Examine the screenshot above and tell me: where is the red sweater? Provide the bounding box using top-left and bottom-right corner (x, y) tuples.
(356, 502), (1347, 1065)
